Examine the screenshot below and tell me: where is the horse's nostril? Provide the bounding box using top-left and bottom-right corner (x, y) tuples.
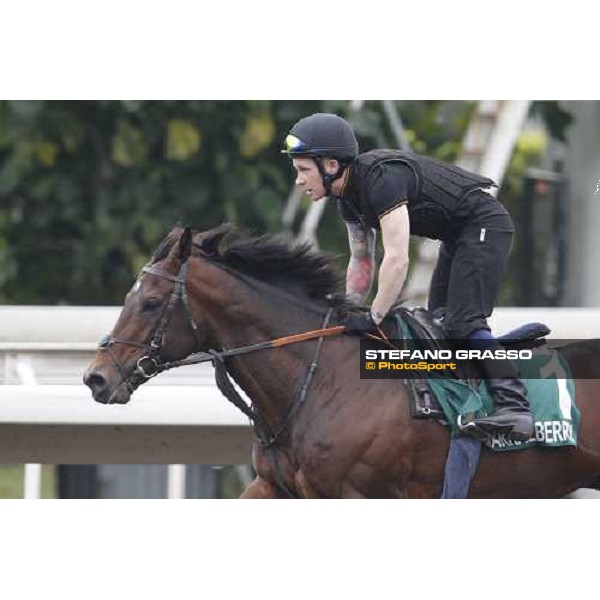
(84, 371), (107, 394)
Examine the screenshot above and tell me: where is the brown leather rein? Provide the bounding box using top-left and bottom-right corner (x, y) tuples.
(157, 323), (346, 372)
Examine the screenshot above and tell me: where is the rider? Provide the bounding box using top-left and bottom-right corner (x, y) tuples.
(281, 112), (535, 442)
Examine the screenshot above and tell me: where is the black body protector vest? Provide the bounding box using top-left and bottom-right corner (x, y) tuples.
(342, 149), (498, 241)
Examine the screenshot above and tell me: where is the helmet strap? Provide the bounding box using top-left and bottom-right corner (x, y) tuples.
(314, 157), (347, 197)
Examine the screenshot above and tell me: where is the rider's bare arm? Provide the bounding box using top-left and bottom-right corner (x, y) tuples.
(371, 204), (410, 324)
(345, 221), (376, 305)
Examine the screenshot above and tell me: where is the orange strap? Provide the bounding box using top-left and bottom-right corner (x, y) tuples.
(271, 325), (346, 347)
(271, 324), (395, 349)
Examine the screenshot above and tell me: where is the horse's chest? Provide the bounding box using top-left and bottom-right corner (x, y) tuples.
(292, 427), (357, 490)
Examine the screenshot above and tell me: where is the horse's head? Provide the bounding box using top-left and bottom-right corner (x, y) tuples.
(83, 225), (225, 404)
(84, 222), (342, 405)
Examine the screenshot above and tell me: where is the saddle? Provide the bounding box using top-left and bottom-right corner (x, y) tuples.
(382, 306), (551, 421)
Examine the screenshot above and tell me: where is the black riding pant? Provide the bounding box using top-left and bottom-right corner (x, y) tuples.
(427, 224), (513, 339)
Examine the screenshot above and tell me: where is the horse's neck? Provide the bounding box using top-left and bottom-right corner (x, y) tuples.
(220, 301), (323, 427)
(192, 272), (325, 426)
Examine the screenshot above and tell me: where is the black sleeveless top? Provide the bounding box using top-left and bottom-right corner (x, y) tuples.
(337, 149), (513, 241)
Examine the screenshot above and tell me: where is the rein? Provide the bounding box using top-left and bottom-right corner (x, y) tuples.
(156, 323), (345, 372)
(155, 309), (343, 454)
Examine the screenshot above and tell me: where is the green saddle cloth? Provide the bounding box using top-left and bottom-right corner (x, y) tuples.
(427, 347), (580, 452)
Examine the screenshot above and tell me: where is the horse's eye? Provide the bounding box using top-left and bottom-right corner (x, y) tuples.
(141, 298), (162, 312)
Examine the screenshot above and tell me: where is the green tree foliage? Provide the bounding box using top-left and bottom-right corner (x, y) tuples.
(0, 100), (324, 303)
(0, 100), (572, 305)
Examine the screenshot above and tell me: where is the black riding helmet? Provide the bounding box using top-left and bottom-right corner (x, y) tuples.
(281, 113), (359, 196)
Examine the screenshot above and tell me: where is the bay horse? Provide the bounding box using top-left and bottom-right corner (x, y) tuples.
(83, 225), (600, 498)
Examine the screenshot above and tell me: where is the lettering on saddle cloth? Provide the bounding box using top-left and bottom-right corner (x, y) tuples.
(489, 421), (574, 450)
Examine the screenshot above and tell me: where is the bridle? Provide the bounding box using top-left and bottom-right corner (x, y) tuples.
(98, 261), (203, 400)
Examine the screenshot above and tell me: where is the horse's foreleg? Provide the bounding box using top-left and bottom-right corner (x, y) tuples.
(239, 476), (280, 499)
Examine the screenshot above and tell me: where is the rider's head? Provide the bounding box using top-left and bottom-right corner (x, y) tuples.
(281, 113), (359, 200)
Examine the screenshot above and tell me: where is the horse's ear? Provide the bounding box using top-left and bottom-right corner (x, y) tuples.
(195, 223), (231, 257)
(178, 227), (193, 263)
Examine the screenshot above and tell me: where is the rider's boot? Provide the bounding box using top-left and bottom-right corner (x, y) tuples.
(458, 331), (535, 442)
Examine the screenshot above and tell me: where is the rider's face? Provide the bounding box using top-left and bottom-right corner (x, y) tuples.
(292, 157), (340, 201)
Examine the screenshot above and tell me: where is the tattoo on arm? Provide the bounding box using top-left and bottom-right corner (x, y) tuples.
(345, 222), (376, 303)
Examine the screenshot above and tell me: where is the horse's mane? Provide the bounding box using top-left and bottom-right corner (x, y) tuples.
(151, 225), (342, 301)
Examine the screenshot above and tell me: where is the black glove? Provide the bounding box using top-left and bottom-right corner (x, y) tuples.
(343, 312), (378, 335)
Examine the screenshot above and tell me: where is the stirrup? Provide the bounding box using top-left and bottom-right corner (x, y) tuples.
(457, 414), (490, 442)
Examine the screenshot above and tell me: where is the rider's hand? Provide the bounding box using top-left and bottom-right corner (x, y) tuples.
(343, 312), (378, 335)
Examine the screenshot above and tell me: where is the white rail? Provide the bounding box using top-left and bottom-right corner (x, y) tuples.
(0, 306), (252, 497)
(2, 305), (597, 345)
(0, 306), (598, 470)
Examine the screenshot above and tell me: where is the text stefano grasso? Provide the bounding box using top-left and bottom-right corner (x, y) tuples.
(364, 349), (533, 361)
